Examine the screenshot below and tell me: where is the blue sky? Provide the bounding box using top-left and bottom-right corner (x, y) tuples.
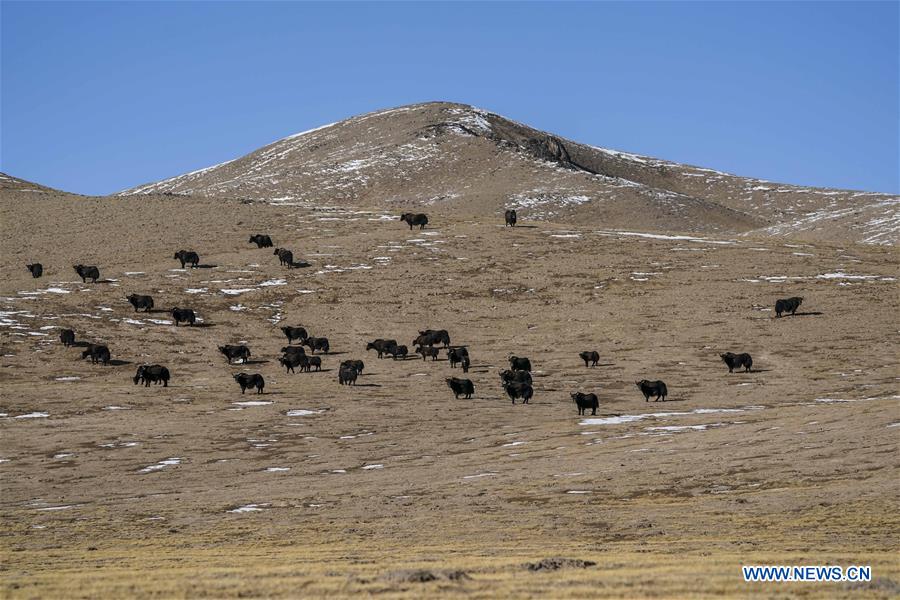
(2, 1), (898, 195)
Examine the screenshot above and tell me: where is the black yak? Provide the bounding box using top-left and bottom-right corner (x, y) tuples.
(338, 364), (359, 385)
(505, 209), (517, 227)
(73, 264), (100, 283)
(366, 339), (398, 358)
(281, 326), (308, 344)
(81, 344), (110, 365)
(579, 351), (600, 367)
(389, 344), (409, 360)
(508, 355), (531, 372)
(26, 263), (43, 278)
(173, 250), (200, 269)
(446, 377), (474, 399)
(249, 234), (273, 248)
(171, 307), (196, 326)
(414, 329), (450, 348)
(417, 345), (439, 361)
(500, 369), (532, 385)
(720, 352), (753, 373)
(133, 364), (170, 387)
(400, 212), (428, 230)
(303, 336), (330, 354)
(234, 373), (265, 394)
(219, 344), (251, 364)
(636, 380), (668, 402)
(126, 294), (154, 312)
(571, 392), (599, 416)
(775, 296), (803, 317)
(59, 329), (75, 347)
(340, 359), (365, 374)
(279, 353), (305, 374)
(503, 381), (533, 404)
(274, 248), (294, 267)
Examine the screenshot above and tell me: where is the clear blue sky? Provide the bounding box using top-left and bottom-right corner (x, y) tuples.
(2, 1), (898, 195)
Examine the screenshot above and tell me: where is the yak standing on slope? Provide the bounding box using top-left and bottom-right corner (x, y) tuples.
(173, 250), (200, 269)
(26, 263), (43, 278)
(775, 297), (803, 317)
(400, 213), (428, 230)
(504, 209), (517, 227)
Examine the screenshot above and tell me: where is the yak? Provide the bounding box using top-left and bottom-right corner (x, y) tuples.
(571, 392), (599, 416)
(249, 234), (273, 248)
(81, 344), (111, 365)
(171, 307), (196, 326)
(133, 364), (170, 387)
(281, 326), (308, 344)
(775, 296), (803, 317)
(461, 355), (470, 373)
(504, 209), (517, 227)
(26, 263), (43, 278)
(303, 356), (322, 372)
(59, 329), (76, 347)
(281, 345), (306, 357)
(234, 373), (265, 394)
(400, 212), (428, 230)
(219, 344), (251, 364)
(446, 377), (475, 399)
(500, 369), (532, 385)
(448, 348), (466, 368)
(720, 352), (753, 373)
(636, 380), (668, 402)
(173, 250), (200, 269)
(279, 353), (305, 374)
(389, 344), (409, 360)
(126, 294), (154, 312)
(414, 329), (450, 348)
(417, 345), (440, 361)
(508, 355), (532, 372)
(73, 264), (100, 283)
(579, 351), (600, 367)
(366, 338), (398, 358)
(340, 359), (365, 374)
(303, 336), (330, 354)
(503, 381), (533, 404)
(338, 364), (359, 385)
(273, 248), (294, 267)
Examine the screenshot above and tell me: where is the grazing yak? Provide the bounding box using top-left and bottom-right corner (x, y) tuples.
(500, 369), (532, 385)
(133, 364), (170, 387)
(636, 380), (668, 402)
(273, 248), (294, 267)
(448, 347), (469, 368)
(508, 355), (532, 372)
(281, 326), (308, 344)
(234, 373), (265, 394)
(366, 338), (398, 358)
(414, 329), (450, 348)
(389, 345), (409, 360)
(338, 364), (359, 385)
(81, 344), (111, 365)
(303, 336), (330, 354)
(171, 308), (196, 326)
(417, 345), (440, 361)
(281, 345), (306, 357)
(249, 234), (273, 248)
(126, 294), (154, 312)
(446, 377), (475, 399)
(399, 212), (428, 230)
(26, 263), (43, 278)
(340, 359), (365, 374)
(279, 353), (305, 374)
(73, 264), (100, 283)
(571, 392), (599, 416)
(173, 250), (200, 269)
(720, 352), (753, 373)
(775, 296), (803, 317)
(219, 344), (251, 364)
(579, 351), (600, 367)
(303, 356), (322, 372)
(461, 355), (470, 373)
(59, 329), (76, 347)
(503, 381), (533, 404)
(504, 209), (517, 227)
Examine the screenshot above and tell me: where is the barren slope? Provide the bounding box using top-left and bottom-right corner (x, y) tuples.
(1, 191), (898, 598)
(118, 102), (899, 244)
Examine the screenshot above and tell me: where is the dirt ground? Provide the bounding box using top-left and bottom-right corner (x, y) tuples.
(1, 192), (898, 598)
